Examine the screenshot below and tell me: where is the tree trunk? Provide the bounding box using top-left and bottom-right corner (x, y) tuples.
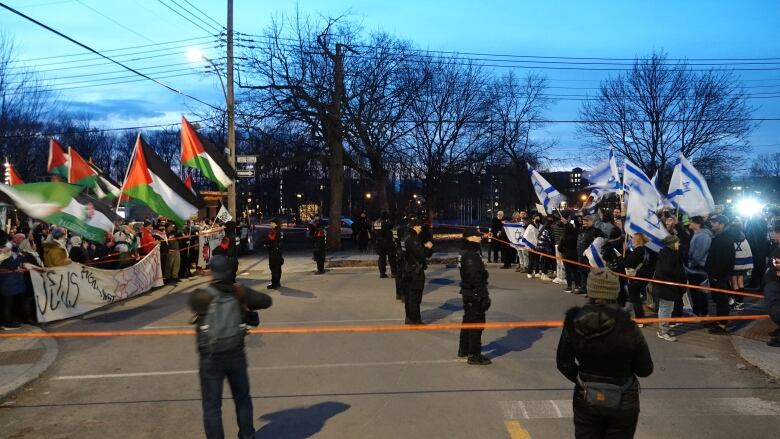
(376, 168), (390, 212)
(327, 137), (344, 251)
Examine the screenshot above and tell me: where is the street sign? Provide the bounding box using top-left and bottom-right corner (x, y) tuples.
(237, 155), (258, 163)
(236, 169), (255, 178)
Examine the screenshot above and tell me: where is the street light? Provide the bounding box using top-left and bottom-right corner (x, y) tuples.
(365, 193), (372, 199)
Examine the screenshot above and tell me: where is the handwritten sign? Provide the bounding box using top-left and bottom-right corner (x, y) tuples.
(197, 228), (226, 267)
(26, 245), (164, 323)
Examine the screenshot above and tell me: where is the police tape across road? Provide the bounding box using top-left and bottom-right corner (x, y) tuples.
(0, 314), (769, 338)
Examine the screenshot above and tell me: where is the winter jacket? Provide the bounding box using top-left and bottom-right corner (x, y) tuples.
(537, 226), (555, 253)
(403, 229), (428, 285)
(551, 222), (567, 248)
(490, 217), (504, 237)
(734, 237), (754, 272)
(459, 246), (489, 301)
(523, 222), (540, 248)
(687, 228), (713, 274)
(43, 241), (72, 267)
(68, 246), (88, 264)
(139, 229), (156, 255)
(706, 229), (736, 281)
(625, 246), (654, 278)
(653, 246), (687, 301)
(557, 303), (653, 383)
(0, 254), (26, 296)
(312, 227), (326, 254)
(558, 224), (579, 260)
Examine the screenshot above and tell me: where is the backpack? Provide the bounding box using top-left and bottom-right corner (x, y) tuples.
(197, 286), (247, 354)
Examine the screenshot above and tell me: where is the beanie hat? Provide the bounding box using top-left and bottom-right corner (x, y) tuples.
(586, 268), (619, 301)
(662, 235), (680, 247)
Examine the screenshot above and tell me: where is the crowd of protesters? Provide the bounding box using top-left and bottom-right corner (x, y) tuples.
(0, 215), (234, 330)
(487, 205), (780, 345)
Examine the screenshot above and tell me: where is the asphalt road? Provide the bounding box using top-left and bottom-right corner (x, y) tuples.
(2, 253), (780, 439)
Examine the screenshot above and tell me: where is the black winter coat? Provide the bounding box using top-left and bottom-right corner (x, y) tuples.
(459, 246), (489, 301)
(653, 247), (686, 301)
(557, 304), (653, 383)
(576, 226), (595, 262)
(558, 224), (579, 260)
(403, 229), (428, 284)
(624, 246), (654, 278)
(490, 217), (504, 237)
(706, 229), (736, 280)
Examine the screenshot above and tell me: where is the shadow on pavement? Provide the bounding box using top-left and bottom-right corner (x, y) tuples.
(255, 401), (350, 438)
(277, 287), (317, 299)
(421, 298), (462, 323)
(482, 327), (546, 359)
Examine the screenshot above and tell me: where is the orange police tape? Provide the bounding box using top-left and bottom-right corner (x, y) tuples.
(0, 314), (769, 338)
(435, 223), (765, 300)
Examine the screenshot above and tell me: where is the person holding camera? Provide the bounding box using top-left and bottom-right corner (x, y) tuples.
(188, 255), (272, 439)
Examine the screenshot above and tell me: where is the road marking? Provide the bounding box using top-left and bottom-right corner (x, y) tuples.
(142, 318), (406, 330)
(501, 397), (780, 419)
(504, 420), (532, 439)
(52, 359), (461, 380)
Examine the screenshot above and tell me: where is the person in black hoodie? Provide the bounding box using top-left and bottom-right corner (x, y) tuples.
(706, 214), (736, 333)
(653, 235), (687, 342)
(558, 216), (581, 293)
(557, 268), (653, 439)
(457, 228), (492, 365)
(188, 255), (272, 439)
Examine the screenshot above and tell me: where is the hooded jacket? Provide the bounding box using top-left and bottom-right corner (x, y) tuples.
(687, 227), (713, 274)
(706, 227), (736, 280)
(653, 243), (687, 301)
(557, 304), (653, 384)
(43, 240), (72, 267)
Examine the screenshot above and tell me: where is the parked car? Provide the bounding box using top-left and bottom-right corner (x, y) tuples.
(309, 217), (354, 239)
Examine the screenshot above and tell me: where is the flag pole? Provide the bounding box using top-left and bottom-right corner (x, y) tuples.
(115, 134), (139, 213)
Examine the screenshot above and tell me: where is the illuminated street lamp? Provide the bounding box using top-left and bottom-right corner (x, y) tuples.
(365, 193), (372, 199)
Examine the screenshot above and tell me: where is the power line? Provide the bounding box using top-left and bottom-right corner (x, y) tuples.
(5, 71), (207, 95)
(0, 2), (219, 110)
(75, 0), (156, 44)
(155, 0), (218, 35)
(0, 117), (216, 139)
(180, 0), (223, 30)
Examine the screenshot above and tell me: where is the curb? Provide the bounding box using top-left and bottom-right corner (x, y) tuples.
(731, 335), (780, 380)
(0, 326), (59, 401)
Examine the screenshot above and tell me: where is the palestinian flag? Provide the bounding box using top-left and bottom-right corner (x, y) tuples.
(89, 162), (122, 200)
(0, 182), (118, 243)
(48, 138), (69, 179)
(123, 133), (201, 225)
(68, 147), (97, 188)
(4, 163), (24, 185)
(183, 172), (198, 196)
(181, 116), (236, 190)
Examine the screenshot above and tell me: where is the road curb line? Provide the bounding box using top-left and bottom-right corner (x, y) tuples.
(0, 326), (59, 402)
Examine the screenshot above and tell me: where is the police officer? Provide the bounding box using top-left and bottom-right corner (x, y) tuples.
(264, 218), (284, 289)
(376, 211), (396, 278)
(393, 213), (411, 301)
(312, 218), (326, 275)
(458, 228), (492, 365)
(403, 218), (433, 324)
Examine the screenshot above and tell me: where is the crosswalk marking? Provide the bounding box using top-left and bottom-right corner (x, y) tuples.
(501, 397), (780, 419)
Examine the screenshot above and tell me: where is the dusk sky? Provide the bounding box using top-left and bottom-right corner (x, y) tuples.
(2, 0), (779, 167)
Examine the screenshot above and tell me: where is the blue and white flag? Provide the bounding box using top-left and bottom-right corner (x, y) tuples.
(584, 149), (621, 193)
(667, 155), (715, 217)
(528, 164), (562, 214)
(650, 171), (674, 210)
(584, 237), (607, 268)
(502, 222), (527, 250)
(622, 160), (668, 252)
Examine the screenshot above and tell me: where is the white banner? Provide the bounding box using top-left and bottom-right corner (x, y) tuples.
(26, 245), (164, 323)
(198, 228), (225, 267)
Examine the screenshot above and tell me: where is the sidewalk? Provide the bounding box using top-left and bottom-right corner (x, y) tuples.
(0, 325), (58, 403)
(731, 318), (780, 380)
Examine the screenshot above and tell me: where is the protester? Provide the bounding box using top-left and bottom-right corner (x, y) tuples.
(745, 214), (771, 290)
(624, 233), (654, 321)
(576, 215), (597, 294)
(113, 224), (135, 269)
(729, 219), (753, 311)
(355, 211), (371, 252)
(551, 214), (569, 284)
(556, 268), (653, 438)
(153, 223), (170, 281)
(558, 216), (581, 293)
(706, 215), (736, 334)
(67, 236), (89, 263)
(500, 212), (515, 270)
(537, 216), (557, 281)
(653, 235), (687, 342)
(138, 220), (156, 256)
(403, 218), (432, 325)
(686, 216), (712, 317)
(489, 211), (505, 263)
(0, 240), (25, 330)
(523, 214), (542, 278)
(165, 223), (182, 284)
(263, 218), (284, 289)
(188, 255), (272, 439)
(764, 248), (780, 347)
(43, 228), (72, 267)
(457, 228), (492, 365)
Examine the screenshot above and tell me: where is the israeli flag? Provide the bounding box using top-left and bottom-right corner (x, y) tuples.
(622, 160), (668, 253)
(650, 171), (674, 210)
(667, 155), (715, 217)
(502, 222), (527, 250)
(584, 149), (621, 193)
(584, 237), (607, 268)
(528, 164), (562, 214)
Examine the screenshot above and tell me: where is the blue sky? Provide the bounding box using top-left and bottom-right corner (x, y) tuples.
(2, 0), (779, 166)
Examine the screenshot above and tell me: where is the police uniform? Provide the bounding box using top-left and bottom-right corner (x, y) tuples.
(458, 229), (492, 365)
(403, 221), (431, 324)
(264, 220), (284, 289)
(393, 216), (410, 301)
(376, 212), (396, 278)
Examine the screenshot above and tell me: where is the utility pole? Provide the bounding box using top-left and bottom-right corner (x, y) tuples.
(325, 43), (345, 250)
(226, 0), (236, 218)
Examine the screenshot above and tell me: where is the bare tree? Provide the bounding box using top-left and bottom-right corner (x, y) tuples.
(342, 33), (419, 212)
(241, 13), (359, 249)
(751, 153), (780, 178)
(579, 52), (755, 181)
(405, 56), (492, 219)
